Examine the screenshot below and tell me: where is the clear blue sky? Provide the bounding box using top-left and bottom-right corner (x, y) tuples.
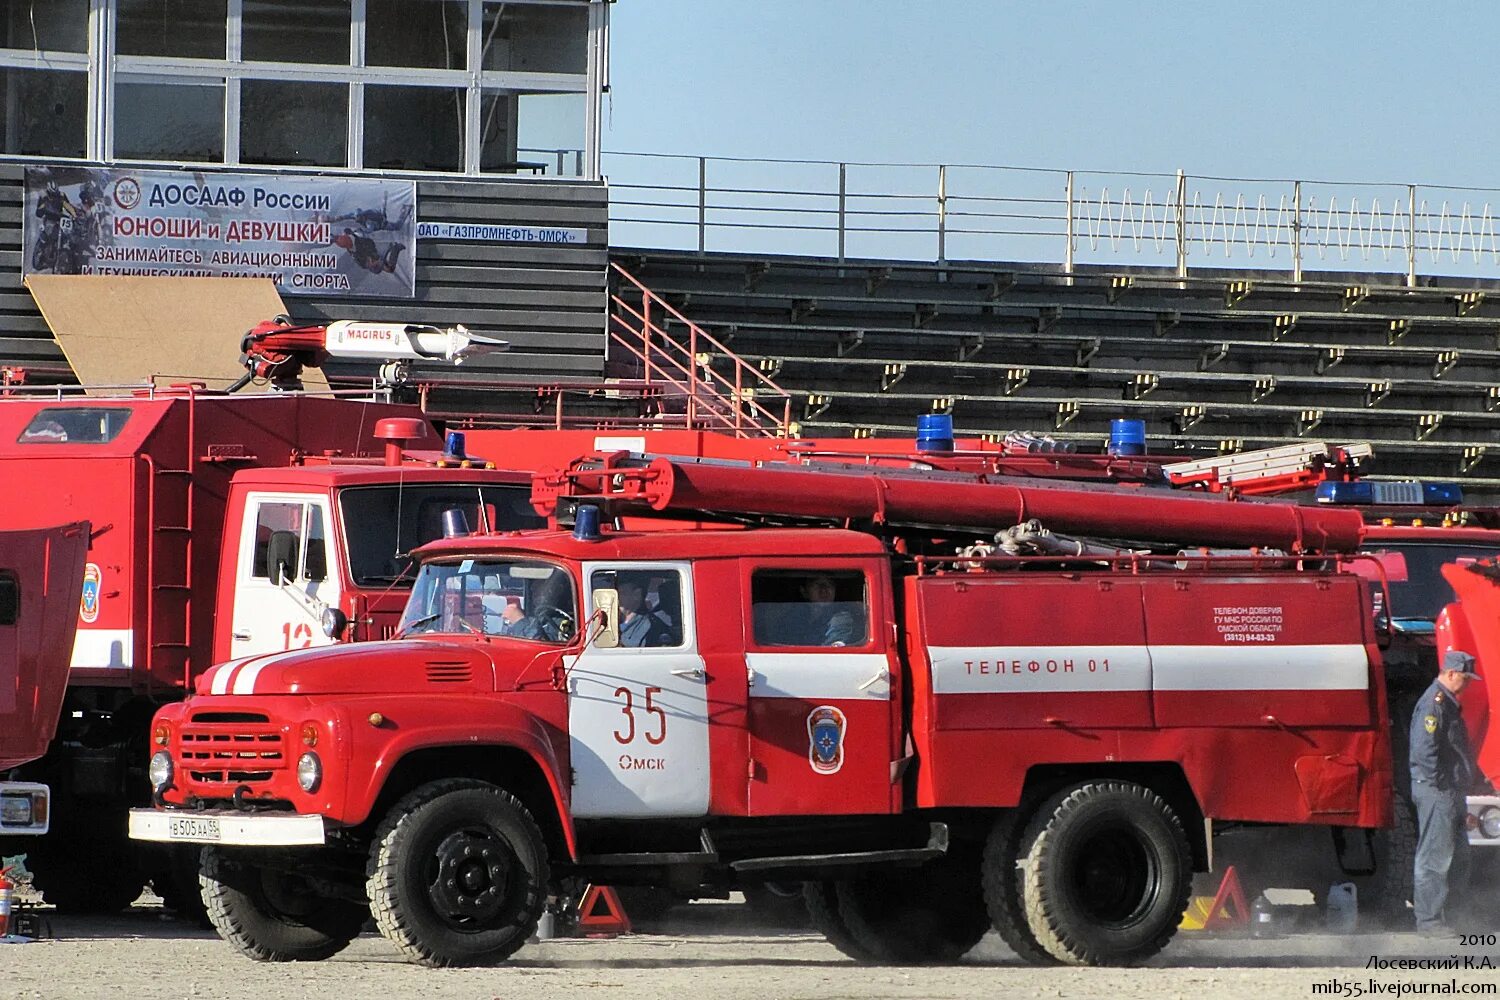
(604, 1), (1493, 186)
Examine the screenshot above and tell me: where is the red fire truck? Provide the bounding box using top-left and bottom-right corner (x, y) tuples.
(0, 522), (88, 837)
(0, 388), (543, 911)
(129, 453), (1392, 967)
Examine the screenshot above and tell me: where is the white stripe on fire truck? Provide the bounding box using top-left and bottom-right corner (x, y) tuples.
(69, 629), (134, 669)
(230, 650), (306, 695)
(745, 652), (892, 700)
(927, 644), (1369, 694)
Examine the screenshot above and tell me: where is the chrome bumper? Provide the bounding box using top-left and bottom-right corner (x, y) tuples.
(128, 808), (326, 846)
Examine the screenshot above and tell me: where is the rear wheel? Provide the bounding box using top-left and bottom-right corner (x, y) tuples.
(200, 848), (367, 962)
(1356, 792), (1418, 929)
(833, 853), (990, 964)
(1019, 781), (1192, 966)
(803, 880), (875, 961)
(366, 779), (548, 968)
(982, 811), (1059, 965)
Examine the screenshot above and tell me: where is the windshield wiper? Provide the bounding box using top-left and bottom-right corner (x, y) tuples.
(395, 612), (441, 637)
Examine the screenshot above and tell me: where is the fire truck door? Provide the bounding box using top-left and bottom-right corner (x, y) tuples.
(743, 566), (897, 816)
(567, 562), (711, 818)
(230, 494), (340, 658)
(0, 522), (88, 771)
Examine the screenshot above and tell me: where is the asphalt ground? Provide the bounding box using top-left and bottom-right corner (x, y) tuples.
(4, 894), (1498, 1000)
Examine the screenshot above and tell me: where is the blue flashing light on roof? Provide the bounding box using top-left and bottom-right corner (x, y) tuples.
(1315, 481), (1463, 507)
(573, 504), (603, 542)
(443, 430), (466, 460)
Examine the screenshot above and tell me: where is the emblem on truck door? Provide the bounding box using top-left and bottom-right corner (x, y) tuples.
(807, 706), (847, 775)
(80, 563), (101, 623)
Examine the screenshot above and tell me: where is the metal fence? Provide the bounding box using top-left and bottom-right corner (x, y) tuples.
(601, 150), (1500, 283)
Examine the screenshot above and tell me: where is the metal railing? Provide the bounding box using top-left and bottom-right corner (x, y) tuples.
(602, 150), (1500, 284)
(609, 262), (792, 438)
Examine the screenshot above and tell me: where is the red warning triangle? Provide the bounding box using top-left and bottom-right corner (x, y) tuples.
(1203, 865), (1249, 929)
(576, 885), (632, 935)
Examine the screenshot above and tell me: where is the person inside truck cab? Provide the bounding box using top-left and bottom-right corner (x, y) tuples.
(774, 574), (863, 647)
(617, 576), (674, 647)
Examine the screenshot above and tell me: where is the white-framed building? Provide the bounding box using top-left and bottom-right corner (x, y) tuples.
(0, 0), (611, 385)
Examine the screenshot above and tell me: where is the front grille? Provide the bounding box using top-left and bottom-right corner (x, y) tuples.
(180, 712), (285, 784)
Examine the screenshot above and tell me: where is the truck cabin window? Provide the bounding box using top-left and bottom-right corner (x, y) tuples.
(399, 559), (575, 643)
(752, 570), (869, 648)
(1354, 543), (1500, 621)
(589, 568), (684, 648)
(18, 406), (131, 444)
(251, 502), (326, 583)
(340, 485), (545, 587)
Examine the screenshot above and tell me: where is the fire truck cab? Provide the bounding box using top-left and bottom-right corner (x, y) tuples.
(131, 454), (1393, 968)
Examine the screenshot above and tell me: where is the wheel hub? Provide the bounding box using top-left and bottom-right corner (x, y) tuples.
(1072, 825), (1156, 926)
(429, 830), (513, 923)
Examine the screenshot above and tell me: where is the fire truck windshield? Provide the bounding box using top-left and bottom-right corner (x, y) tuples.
(1361, 542), (1500, 622)
(397, 558), (576, 643)
(339, 484), (545, 587)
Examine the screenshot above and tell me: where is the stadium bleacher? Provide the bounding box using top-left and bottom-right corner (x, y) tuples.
(613, 249), (1500, 492)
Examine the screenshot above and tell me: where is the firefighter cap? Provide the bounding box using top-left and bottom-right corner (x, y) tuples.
(1441, 650), (1480, 679)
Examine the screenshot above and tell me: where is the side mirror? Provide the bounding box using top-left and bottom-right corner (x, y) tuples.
(592, 589), (620, 649)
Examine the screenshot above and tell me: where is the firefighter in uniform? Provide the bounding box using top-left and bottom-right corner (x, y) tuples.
(1409, 650), (1483, 933)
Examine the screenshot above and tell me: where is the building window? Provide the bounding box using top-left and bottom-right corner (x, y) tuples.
(481, 89), (585, 176)
(241, 80), (347, 166)
(0, 0), (88, 53)
(242, 0), (351, 65)
(115, 79), (225, 162)
(367, 0), (467, 69)
(117, 0), (227, 59)
(364, 84), (464, 172)
(480, 2), (588, 74)
(0, 68), (85, 157)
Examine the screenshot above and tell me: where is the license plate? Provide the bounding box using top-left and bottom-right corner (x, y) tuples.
(168, 816), (221, 841)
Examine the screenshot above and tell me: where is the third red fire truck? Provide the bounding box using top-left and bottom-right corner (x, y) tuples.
(130, 451), (1392, 966)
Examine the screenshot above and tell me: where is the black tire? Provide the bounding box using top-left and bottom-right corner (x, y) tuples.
(366, 779), (548, 968)
(834, 853), (991, 965)
(1018, 781), (1192, 966)
(803, 880), (876, 961)
(1356, 792), (1418, 929)
(983, 810), (1060, 965)
(28, 843), (145, 914)
(741, 881), (810, 928)
(200, 848), (367, 962)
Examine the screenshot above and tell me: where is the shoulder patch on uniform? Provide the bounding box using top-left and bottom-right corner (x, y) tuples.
(1425, 715), (1438, 735)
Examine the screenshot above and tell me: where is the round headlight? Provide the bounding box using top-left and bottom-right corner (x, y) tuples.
(1480, 806), (1500, 839)
(320, 607), (349, 639)
(296, 752), (322, 793)
(149, 750), (174, 791)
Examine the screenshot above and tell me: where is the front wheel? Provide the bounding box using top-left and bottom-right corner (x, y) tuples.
(366, 779), (548, 967)
(1018, 781), (1192, 966)
(200, 848), (367, 962)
